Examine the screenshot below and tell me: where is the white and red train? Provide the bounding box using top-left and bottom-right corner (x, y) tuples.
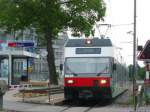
(63, 38), (128, 100)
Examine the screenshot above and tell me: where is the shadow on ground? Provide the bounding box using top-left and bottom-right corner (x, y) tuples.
(55, 99), (112, 107)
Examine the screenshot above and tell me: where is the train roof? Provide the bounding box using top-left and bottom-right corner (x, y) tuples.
(65, 38), (113, 47)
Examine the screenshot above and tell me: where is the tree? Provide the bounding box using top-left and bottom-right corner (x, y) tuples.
(128, 64), (133, 80)
(128, 64), (146, 80)
(0, 0), (106, 84)
(138, 67), (145, 80)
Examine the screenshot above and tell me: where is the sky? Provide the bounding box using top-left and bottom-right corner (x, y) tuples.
(95, 0), (150, 66)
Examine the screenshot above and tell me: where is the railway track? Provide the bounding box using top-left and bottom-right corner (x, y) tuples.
(56, 99), (112, 112)
(54, 90), (128, 112)
(4, 89), (133, 112)
(18, 87), (129, 112)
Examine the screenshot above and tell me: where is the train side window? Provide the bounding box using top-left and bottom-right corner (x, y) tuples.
(110, 74), (112, 78)
(113, 64), (116, 71)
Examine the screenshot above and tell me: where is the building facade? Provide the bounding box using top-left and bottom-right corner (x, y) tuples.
(0, 29), (67, 84)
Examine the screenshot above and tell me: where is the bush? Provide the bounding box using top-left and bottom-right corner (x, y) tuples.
(128, 95), (134, 105)
(142, 92), (149, 105)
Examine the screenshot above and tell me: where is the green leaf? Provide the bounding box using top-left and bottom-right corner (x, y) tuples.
(0, 0), (106, 84)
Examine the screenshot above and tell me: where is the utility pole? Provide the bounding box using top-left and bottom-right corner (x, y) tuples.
(133, 0), (137, 111)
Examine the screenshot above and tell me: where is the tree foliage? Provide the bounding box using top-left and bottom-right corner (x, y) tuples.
(138, 67), (145, 80)
(128, 64), (146, 80)
(128, 64), (133, 80)
(0, 0), (106, 84)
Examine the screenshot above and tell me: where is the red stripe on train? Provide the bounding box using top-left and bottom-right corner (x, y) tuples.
(64, 77), (111, 87)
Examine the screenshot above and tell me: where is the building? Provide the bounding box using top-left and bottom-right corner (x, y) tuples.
(0, 29), (67, 85)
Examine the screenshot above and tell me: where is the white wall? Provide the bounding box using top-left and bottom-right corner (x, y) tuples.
(65, 47), (114, 58)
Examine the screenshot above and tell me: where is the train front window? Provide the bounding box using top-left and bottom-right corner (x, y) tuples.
(65, 58), (110, 76)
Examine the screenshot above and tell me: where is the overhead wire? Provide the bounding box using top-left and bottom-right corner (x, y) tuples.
(97, 0), (133, 39)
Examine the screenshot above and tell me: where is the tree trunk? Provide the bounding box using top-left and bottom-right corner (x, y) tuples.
(45, 30), (58, 85)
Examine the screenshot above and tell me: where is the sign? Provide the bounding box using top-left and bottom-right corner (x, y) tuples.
(76, 48), (101, 54)
(8, 42), (34, 47)
(138, 40), (150, 60)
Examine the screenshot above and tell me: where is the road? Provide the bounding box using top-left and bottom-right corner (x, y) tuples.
(2, 90), (150, 112)
(4, 100), (133, 112)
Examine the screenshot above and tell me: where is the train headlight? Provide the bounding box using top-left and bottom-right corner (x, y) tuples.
(85, 39), (92, 44)
(100, 79), (107, 84)
(67, 80), (74, 84)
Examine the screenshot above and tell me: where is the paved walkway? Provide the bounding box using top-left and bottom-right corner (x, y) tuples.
(3, 89), (64, 112)
(4, 89), (64, 103)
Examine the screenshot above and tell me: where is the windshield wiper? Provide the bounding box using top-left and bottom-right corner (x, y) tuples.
(72, 73), (78, 76)
(69, 70), (78, 76)
(97, 72), (103, 76)
(66, 64), (78, 76)
(97, 66), (108, 76)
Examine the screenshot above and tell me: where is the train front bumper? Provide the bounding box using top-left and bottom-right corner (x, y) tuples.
(64, 86), (112, 100)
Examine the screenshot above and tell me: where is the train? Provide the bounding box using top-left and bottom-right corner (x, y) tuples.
(63, 38), (129, 100)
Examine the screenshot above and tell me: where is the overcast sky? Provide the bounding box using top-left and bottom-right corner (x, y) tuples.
(96, 0), (150, 66)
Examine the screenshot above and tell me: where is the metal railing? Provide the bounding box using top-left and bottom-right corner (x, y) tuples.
(19, 86), (64, 102)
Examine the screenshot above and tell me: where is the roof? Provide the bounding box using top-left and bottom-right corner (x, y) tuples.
(138, 39), (150, 60)
(65, 38), (113, 47)
(0, 50), (40, 59)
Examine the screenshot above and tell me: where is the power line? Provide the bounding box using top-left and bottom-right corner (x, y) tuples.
(97, 23), (133, 27)
(111, 23), (133, 27)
